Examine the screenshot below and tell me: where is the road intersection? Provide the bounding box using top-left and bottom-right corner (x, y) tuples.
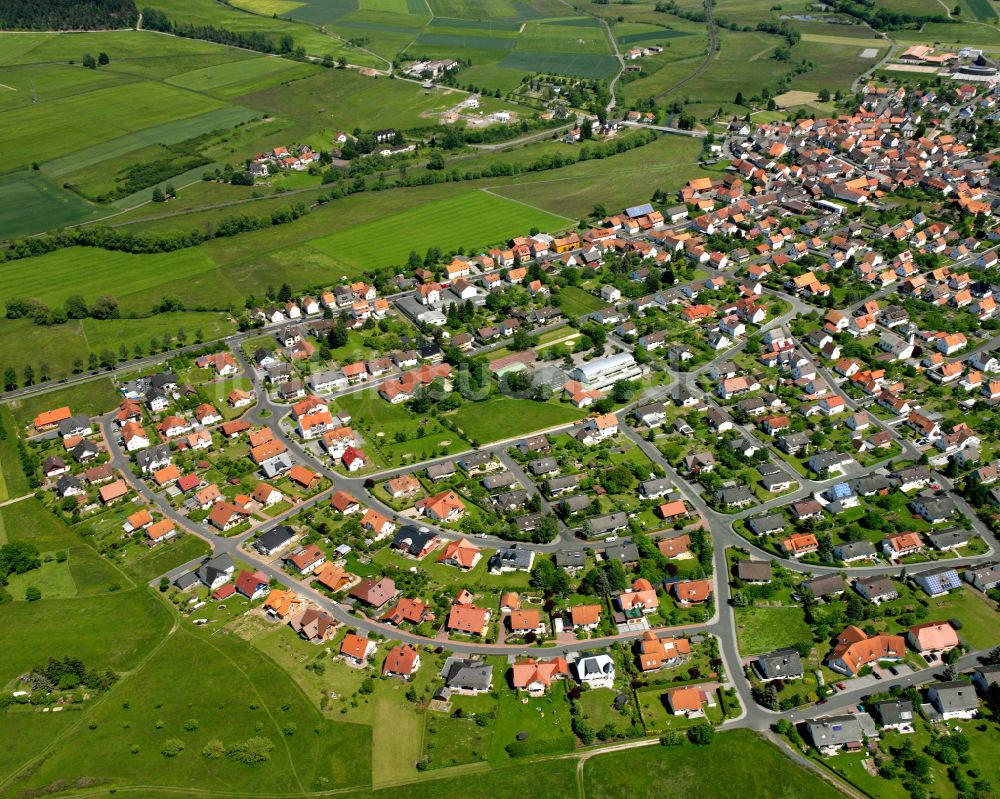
(92, 279), (999, 738)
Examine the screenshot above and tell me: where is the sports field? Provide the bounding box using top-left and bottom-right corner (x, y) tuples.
(308, 190), (571, 270)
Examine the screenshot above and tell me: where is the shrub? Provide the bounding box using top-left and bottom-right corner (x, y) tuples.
(687, 723), (715, 746)
(226, 736), (274, 765)
(160, 738), (185, 757)
(202, 740), (225, 759)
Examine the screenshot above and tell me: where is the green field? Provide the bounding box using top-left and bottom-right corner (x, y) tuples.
(5, 558), (77, 601)
(0, 247), (222, 310)
(11, 629), (369, 796)
(447, 396), (586, 443)
(0, 579), (169, 686)
(237, 70), (495, 133)
(165, 54), (314, 93)
(1, 82), (227, 173)
(486, 134), (707, 218)
(145, 0), (384, 64)
(309, 190), (570, 270)
(337, 390), (473, 465)
(0, 311), (236, 382)
(499, 50), (620, 78)
(735, 605), (813, 656)
(556, 285), (605, 317)
(0, 171), (104, 240)
(0, 407), (30, 502)
(584, 730), (847, 799)
(7, 379), (120, 427)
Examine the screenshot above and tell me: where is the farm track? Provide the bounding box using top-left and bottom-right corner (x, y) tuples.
(653, 0), (718, 101)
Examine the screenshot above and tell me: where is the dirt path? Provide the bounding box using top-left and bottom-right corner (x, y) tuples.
(654, 0), (718, 101)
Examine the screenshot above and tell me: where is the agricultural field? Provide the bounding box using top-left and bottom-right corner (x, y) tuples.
(485, 133), (708, 218)
(0, 171), (106, 238)
(308, 190), (571, 271)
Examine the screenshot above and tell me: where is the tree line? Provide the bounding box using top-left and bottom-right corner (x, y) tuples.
(0, 0), (137, 30)
(4, 201), (309, 262)
(141, 7), (305, 57)
(826, 0), (950, 29)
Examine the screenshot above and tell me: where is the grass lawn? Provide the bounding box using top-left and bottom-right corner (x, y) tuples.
(925, 586), (999, 650)
(372, 687), (426, 786)
(556, 285), (605, 318)
(489, 682), (574, 762)
(1, 81), (228, 173)
(447, 397), (586, 444)
(735, 605), (812, 656)
(424, 692), (497, 769)
(0, 712), (77, 786)
(335, 759), (579, 799)
(117, 534), (212, 584)
(585, 729), (847, 799)
(308, 190), (571, 273)
(337, 390), (472, 467)
(578, 687), (635, 735)
(0, 246), (222, 313)
(8, 378), (120, 428)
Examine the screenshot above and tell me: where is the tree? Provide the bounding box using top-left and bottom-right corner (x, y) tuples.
(22, 364), (34, 386)
(511, 328), (533, 352)
(90, 295), (119, 319)
(3, 367), (16, 391)
(529, 557), (570, 596)
(165, 183), (176, 197)
(82, 53), (96, 69)
(25, 586), (41, 602)
(98, 52), (110, 65)
(427, 152), (445, 170)
(277, 283), (293, 303)
(64, 294), (88, 319)
(734, 91), (744, 105)
(0, 541), (41, 576)
(152, 186), (166, 202)
(688, 723), (715, 745)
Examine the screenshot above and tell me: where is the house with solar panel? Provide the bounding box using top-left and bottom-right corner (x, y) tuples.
(913, 566), (962, 597)
(823, 481), (859, 513)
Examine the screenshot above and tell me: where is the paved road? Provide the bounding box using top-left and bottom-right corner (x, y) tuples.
(58, 178), (998, 738)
